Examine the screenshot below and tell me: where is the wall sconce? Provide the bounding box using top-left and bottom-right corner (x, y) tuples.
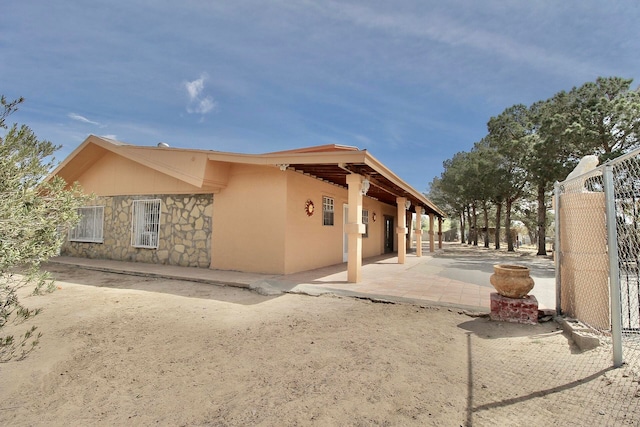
(405, 199), (411, 210)
(278, 164), (289, 171)
(361, 179), (370, 195)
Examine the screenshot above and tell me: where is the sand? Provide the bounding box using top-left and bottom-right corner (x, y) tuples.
(0, 263), (638, 426)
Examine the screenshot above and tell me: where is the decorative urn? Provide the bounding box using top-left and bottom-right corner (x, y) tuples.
(489, 264), (534, 299)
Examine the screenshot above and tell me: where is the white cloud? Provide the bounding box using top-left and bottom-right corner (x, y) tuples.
(68, 112), (100, 126)
(322, 2), (600, 80)
(188, 96), (216, 115)
(184, 74), (217, 115)
(185, 77), (205, 100)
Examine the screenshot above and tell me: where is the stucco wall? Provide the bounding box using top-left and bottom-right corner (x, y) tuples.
(559, 192), (609, 329)
(211, 164), (287, 274)
(284, 170), (397, 274)
(76, 151), (210, 196)
(61, 194), (213, 267)
(210, 164), (401, 275)
(284, 171), (347, 273)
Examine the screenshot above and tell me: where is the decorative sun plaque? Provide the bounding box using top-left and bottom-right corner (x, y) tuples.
(305, 199), (315, 216)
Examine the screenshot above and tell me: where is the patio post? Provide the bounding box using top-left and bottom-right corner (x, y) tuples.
(429, 213), (435, 252)
(346, 173), (365, 283)
(438, 217), (443, 249)
(396, 197), (408, 264)
(415, 206), (423, 257)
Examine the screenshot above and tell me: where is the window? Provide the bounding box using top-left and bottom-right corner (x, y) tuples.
(131, 199), (161, 249)
(69, 206), (104, 243)
(362, 209), (369, 238)
(322, 196), (334, 226)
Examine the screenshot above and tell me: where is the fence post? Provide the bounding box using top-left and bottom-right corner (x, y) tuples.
(554, 182), (562, 315)
(603, 165), (624, 368)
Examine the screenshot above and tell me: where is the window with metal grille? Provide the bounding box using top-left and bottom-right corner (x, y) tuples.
(68, 206), (104, 243)
(131, 199), (161, 249)
(323, 196), (334, 226)
(362, 209), (369, 238)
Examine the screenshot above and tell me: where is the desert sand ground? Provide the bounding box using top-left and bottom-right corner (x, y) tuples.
(0, 256), (639, 426)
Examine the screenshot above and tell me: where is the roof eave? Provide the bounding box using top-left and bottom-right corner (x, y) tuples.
(363, 153), (446, 217)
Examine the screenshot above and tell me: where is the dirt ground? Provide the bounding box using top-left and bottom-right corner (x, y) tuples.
(1, 262), (639, 426)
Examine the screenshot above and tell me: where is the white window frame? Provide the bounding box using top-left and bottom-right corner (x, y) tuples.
(131, 199), (161, 249)
(362, 209), (369, 238)
(323, 196), (334, 226)
(68, 206), (104, 243)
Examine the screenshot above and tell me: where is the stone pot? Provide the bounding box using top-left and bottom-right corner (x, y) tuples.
(490, 264), (534, 299)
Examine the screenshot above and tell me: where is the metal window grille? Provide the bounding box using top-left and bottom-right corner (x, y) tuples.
(362, 209), (369, 238)
(68, 206), (104, 243)
(323, 196), (334, 226)
(131, 199), (161, 249)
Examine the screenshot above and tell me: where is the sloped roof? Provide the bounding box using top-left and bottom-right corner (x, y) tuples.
(266, 144), (360, 154)
(50, 135), (213, 188)
(51, 135), (445, 217)
(206, 147), (445, 217)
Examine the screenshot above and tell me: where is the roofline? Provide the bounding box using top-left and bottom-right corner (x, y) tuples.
(363, 152), (446, 217)
(49, 135), (212, 188)
(48, 135), (113, 180)
(209, 149), (444, 217)
(265, 144), (360, 154)
(51, 135), (445, 217)
(207, 149), (368, 165)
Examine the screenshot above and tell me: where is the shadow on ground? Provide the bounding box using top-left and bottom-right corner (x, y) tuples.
(434, 244), (555, 278)
(42, 262), (278, 306)
(458, 306), (640, 425)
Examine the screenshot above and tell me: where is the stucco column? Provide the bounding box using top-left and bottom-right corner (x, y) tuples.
(396, 197), (408, 264)
(406, 211), (413, 251)
(438, 217), (443, 249)
(346, 174), (365, 283)
(429, 213), (435, 253)
(415, 206), (423, 257)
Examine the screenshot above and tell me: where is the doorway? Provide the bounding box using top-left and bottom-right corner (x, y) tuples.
(343, 204), (349, 262)
(384, 216), (394, 253)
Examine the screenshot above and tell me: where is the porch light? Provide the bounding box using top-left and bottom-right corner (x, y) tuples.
(361, 179), (370, 195)
(405, 199), (411, 210)
(278, 164), (289, 171)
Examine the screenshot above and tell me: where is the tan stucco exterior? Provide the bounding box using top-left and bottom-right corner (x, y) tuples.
(211, 163), (287, 274)
(72, 151), (205, 196)
(208, 163), (396, 275)
(52, 135), (444, 279)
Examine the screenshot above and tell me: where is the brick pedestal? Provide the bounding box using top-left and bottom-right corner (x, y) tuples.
(490, 293), (538, 325)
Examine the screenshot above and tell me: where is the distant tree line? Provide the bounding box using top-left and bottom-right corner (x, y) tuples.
(427, 76), (640, 255)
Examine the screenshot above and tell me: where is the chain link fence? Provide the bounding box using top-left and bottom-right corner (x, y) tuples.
(612, 155), (640, 340)
(556, 150), (640, 372)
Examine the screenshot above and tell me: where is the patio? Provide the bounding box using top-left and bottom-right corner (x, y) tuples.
(50, 242), (556, 312)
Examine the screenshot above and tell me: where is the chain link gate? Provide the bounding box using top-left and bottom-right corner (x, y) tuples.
(610, 153), (640, 370)
(611, 155), (640, 335)
(555, 149), (640, 370)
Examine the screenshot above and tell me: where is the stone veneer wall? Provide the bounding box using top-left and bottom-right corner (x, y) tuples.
(61, 194), (213, 268)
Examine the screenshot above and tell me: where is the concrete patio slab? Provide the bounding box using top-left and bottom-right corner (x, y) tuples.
(49, 243), (557, 312)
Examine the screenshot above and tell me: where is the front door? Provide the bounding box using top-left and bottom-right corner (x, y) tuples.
(343, 204), (349, 262)
(384, 216), (394, 253)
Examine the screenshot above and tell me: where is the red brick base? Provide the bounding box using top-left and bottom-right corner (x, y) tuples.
(490, 293), (538, 325)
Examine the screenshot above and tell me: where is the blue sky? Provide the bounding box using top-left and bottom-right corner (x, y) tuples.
(2, 1), (639, 192)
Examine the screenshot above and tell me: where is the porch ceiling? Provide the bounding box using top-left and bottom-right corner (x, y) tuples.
(287, 162), (443, 218)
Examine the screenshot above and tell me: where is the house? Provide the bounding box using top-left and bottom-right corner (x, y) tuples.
(52, 135), (445, 282)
